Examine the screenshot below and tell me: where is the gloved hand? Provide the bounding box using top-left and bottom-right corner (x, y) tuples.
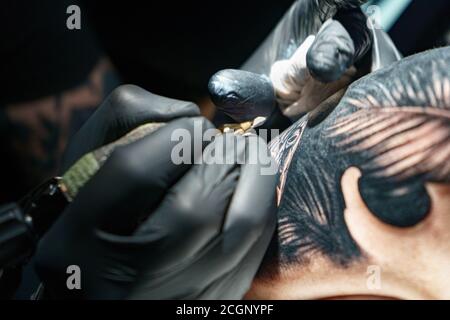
(60, 84), (201, 173)
(35, 85), (278, 300)
(209, 0), (401, 126)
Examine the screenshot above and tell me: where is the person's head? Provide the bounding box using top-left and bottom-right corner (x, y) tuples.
(247, 46), (450, 299)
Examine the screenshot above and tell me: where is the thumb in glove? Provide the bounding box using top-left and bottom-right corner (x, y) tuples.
(208, 1), (378, 126)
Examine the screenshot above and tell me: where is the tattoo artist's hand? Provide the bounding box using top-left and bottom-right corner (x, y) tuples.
(208, 0), (399, 127)
(35, 85), (277, 299)
(60, 84), (200, 173)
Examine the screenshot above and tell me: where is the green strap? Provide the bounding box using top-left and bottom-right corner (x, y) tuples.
(60, 122), (165, 201)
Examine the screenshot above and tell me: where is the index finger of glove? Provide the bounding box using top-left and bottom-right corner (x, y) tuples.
(61, 85), (200, 172)
(67, 116), (215, 235)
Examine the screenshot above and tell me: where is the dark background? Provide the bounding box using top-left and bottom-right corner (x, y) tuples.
(83, 0), (450, 101)
(3, 0), (449, 107)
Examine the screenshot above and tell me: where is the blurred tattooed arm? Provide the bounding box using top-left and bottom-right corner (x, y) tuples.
(0, 59), (120, 200)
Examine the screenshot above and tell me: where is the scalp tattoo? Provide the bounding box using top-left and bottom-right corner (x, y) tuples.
(267, 47), (450, 270)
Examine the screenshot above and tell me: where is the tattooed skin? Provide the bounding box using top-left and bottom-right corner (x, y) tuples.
(1, 58), (120, 195)
(264, 46), (450, 273)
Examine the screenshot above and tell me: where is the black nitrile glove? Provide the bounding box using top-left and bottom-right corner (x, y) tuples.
(35, 85), (278, 299)
(60, 84), (201, 173)
(209, 0), (401, 126)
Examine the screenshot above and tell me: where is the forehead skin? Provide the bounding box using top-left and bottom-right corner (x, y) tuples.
(248, 47), (450, 299)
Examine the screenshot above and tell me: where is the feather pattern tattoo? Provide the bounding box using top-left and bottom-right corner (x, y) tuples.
(328, 107), (450, 183)
(264, 47), (450, 270)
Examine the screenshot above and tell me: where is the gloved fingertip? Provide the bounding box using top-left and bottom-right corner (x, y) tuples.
(208, 69), (276, 123)
(334, 7), (373, 65)
(306, 19), (355, 83)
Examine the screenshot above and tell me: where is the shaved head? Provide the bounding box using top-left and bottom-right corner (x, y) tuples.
(249, 47), (450, 299)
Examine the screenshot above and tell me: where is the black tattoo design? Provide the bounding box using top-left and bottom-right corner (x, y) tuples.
(265, 47), (450, 272)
